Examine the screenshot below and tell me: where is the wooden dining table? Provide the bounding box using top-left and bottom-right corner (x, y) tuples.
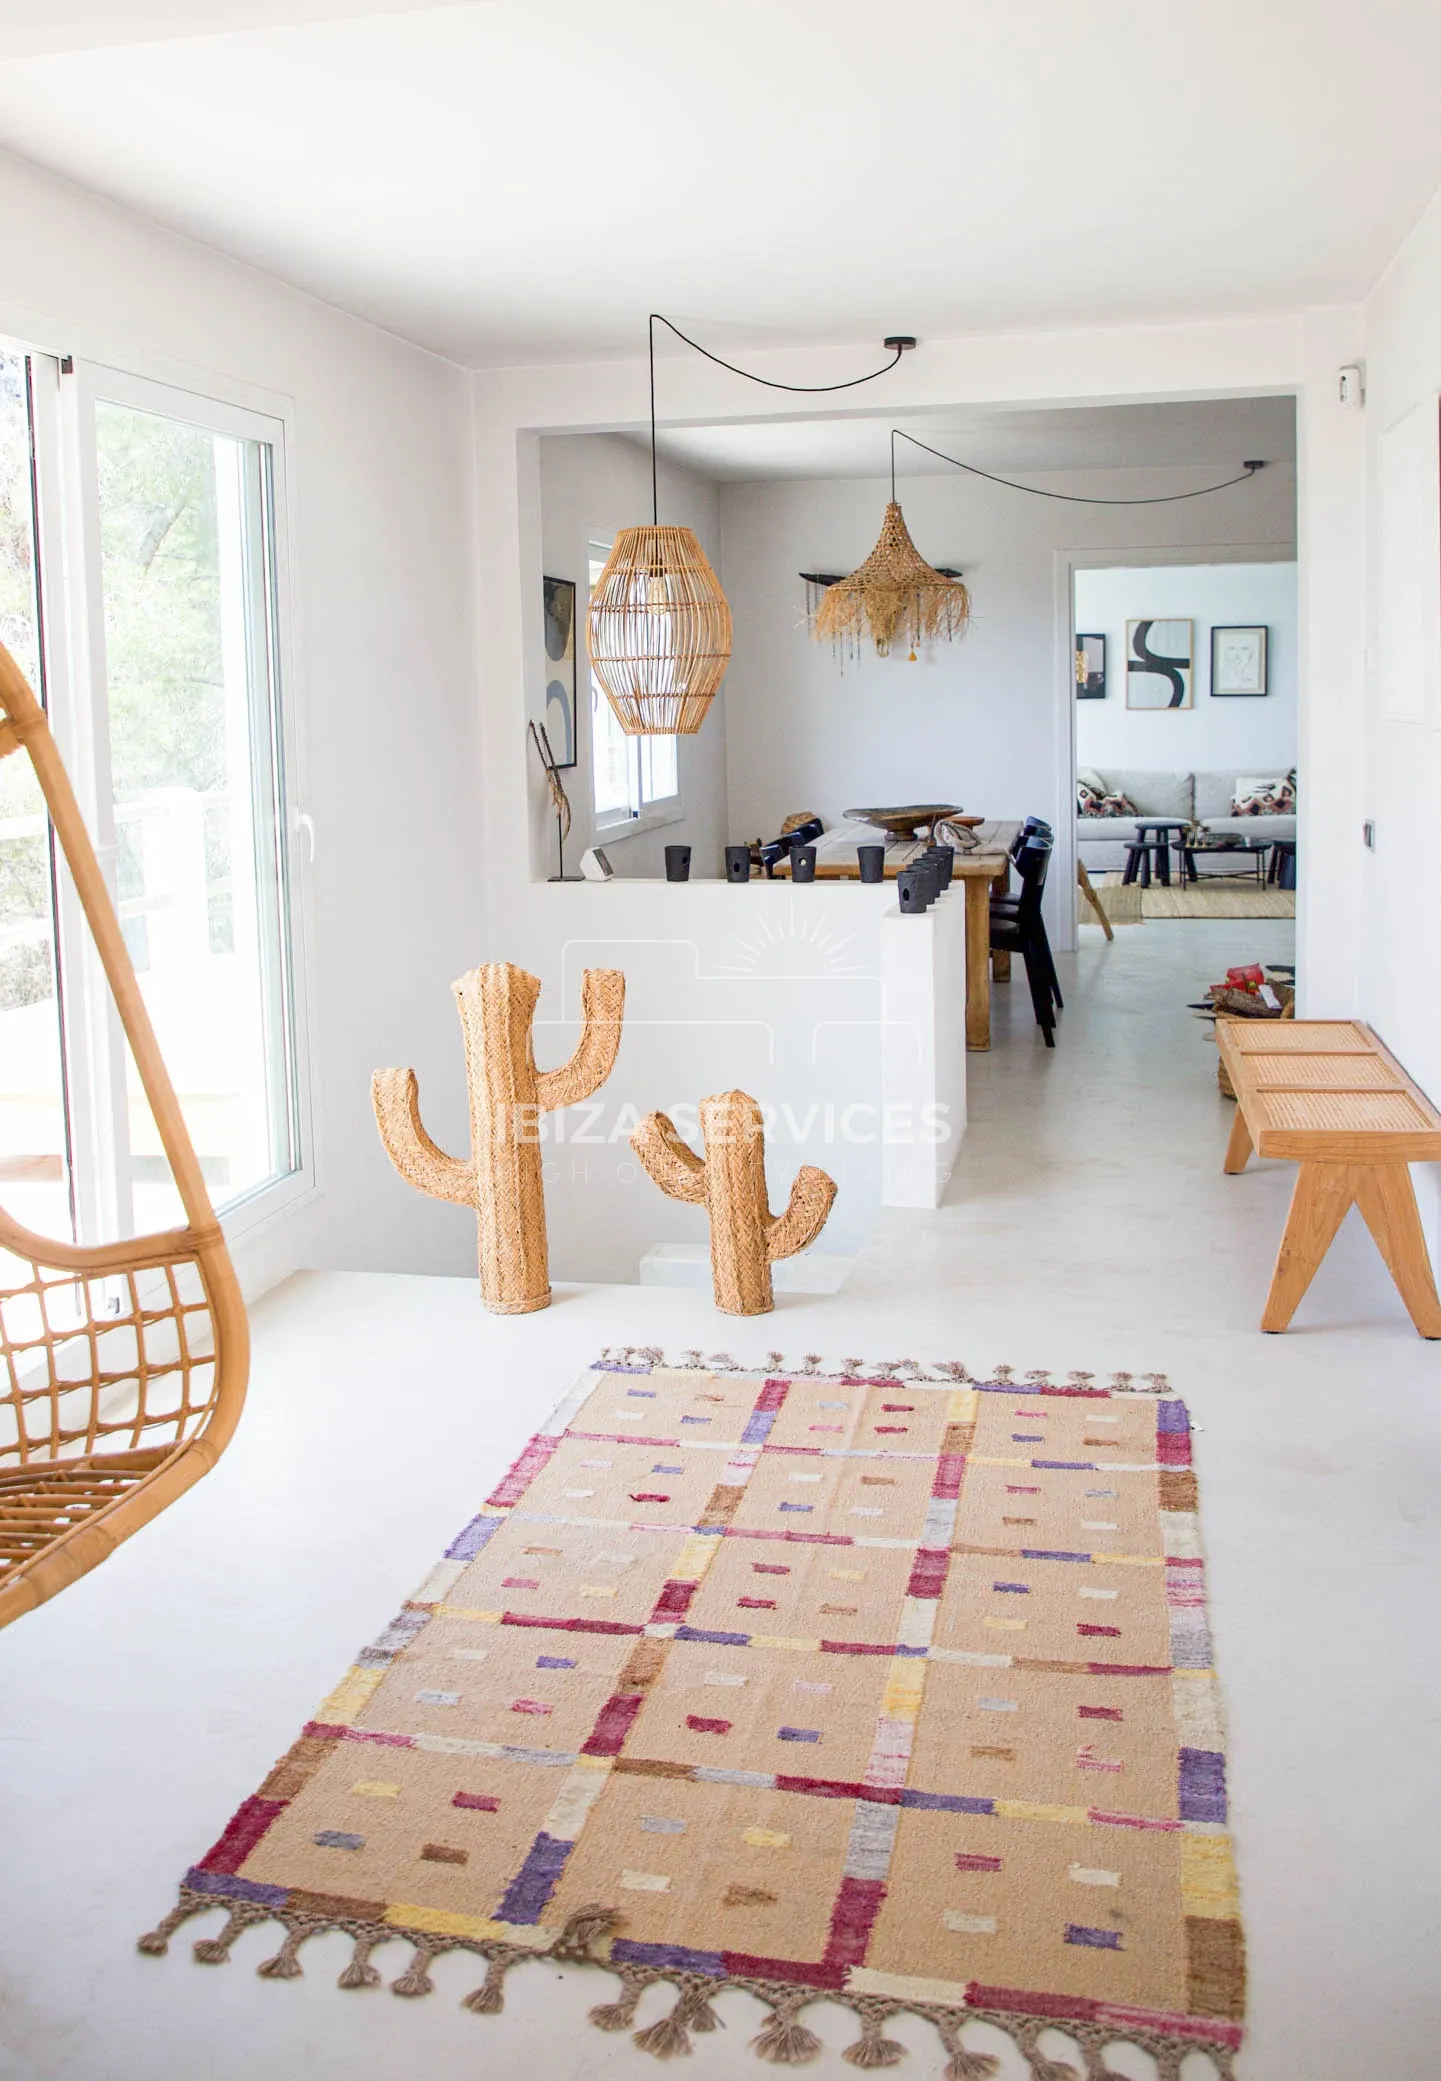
(773, 820), (1020, 1050)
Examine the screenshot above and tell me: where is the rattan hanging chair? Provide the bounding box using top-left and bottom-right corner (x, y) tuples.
(0, 643), (248, 1629)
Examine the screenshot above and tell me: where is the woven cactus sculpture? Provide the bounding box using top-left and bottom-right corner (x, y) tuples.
(632, 1089), (837, 1316)
(373, 962), (625, 1315)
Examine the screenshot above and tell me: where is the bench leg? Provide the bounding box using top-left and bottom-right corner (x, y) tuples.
(1261, 1162), (1358, 1332)
(992, 949), (1012, 982)
(1223, 1109), (1253, 1174)
(1353, 1163), (1441, 1339)
(1077, 861), (1114, 940)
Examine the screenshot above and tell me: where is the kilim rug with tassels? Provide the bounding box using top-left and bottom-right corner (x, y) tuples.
(141, 1351), (1245, 2078)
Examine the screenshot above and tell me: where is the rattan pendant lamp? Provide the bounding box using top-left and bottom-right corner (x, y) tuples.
(586, 318), (917, 734)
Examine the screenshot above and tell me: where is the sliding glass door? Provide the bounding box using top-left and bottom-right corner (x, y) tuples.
(0, 345), (303, 1260)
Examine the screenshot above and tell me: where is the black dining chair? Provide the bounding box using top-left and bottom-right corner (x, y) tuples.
(996, 819), (1061, 1001)
(990, 834), (1060, 1045)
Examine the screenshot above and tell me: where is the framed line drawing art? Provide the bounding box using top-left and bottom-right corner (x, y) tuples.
(1076, 632), (1107, 698)
(543, 575), (578, 767)
(1126, 618), (1193, 709)
(1211, 624), (1269, 697)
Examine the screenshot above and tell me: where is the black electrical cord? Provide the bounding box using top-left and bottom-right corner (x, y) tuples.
(890, 426), (1264, 507)
(648, 314), (913, 523)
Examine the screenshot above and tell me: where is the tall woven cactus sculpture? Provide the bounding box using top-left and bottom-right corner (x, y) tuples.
(632, 1089), (837, 1316)
(373, 962), (625, 1315)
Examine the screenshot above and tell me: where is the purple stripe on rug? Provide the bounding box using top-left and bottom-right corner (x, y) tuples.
(1178, 1747), (1227, 1823)
(676, 1626), (751, 1647)
(444, 1515), (501, 1562)
(1155, 1399), (1191, 1434)
(496, 1831), (572, 1924)
(1032, 1461), (1095, 1472)
(182, 1867), (291, 1908)
(611, 1939), (726, 1974)
(901, 1789), (996, 1815)
(1021, 1549), (1092, 1563)
(1066, 1924), (1123, 1950)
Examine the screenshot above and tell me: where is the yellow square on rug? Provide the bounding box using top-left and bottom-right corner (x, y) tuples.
(141, 1353), (1245, 2079)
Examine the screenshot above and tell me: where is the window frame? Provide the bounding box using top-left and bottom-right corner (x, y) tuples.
(586, 540), (683, 838)
(37, 355), (315, 1247)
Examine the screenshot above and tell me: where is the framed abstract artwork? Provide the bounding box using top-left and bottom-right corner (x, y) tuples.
(1211, 624), (1269, 697)
(1126, 617), (1193, 709)
(1075, 632), (1107, 698)
(542, 575), (578, 768)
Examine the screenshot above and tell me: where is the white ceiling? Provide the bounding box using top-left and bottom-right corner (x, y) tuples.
(640, 396), (1297, 485)
(0, 1), (1436, 368)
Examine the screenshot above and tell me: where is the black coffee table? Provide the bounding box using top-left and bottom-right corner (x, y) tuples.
(1179, 840), (1271, 885)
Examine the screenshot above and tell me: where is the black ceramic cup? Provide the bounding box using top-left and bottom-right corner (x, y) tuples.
(664, 845), (692, 883)
(791, 845), (817, 883)
(896, 867), (928, 913)
(857, 844), (885, 884)
(930, 845), (955, 890)
(914, 857), (942, 905)
(724, 843), (751, 883)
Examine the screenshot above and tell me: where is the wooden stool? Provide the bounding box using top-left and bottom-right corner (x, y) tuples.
(1218, 1018), (1441, 1337)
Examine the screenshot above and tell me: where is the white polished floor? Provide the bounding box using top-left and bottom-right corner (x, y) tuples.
(3, 918), (1439, 2081)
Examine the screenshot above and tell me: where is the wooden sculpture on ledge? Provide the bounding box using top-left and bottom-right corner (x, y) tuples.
(0, 642), (249, 1629)
(373, 962), (625, 1315)
(632, 1089), (837, 1316)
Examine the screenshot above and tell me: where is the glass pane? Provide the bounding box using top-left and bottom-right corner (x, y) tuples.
(640, 732), (677, 805)
(94, 398), (294, 1232)
(0, 351), (72, 1247)
(589, 549), (635, 820)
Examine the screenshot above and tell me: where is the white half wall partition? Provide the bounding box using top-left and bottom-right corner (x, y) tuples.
(512, 877), (966, 1286)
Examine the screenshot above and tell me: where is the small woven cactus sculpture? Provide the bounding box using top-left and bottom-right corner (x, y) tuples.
(373, 962), (625, 1315)
(632, 1089), (837, 1315)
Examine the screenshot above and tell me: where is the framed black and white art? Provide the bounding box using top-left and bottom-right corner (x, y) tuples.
(1126, 618), (1193, 709)
(542, 575), (578, 767)
(1210, 624), (1268, 698)
(1076, 632), (1106, 699)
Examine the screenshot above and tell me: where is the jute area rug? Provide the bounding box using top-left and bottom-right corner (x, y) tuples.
(142, 1353), (1245, 2079)
(1082, 876), (1293, 925)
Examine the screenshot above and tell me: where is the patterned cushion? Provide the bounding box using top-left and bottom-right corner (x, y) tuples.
(1077, 781), (1137, 819)
(1231, 775), (1296, 817)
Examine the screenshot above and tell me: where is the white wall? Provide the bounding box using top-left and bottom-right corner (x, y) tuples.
(718, 466), (1296, 940)
(1348, 183), (1441, 1239)
(0, 145), (482, 1290)
(1074, 560), (1297, 777)
(536, 433), (727, 880)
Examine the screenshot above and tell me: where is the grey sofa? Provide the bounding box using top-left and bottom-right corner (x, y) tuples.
(1076, 766), (1295, 875)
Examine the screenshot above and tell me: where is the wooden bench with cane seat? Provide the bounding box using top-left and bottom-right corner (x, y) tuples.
(1217, 1018), (1441, 1336)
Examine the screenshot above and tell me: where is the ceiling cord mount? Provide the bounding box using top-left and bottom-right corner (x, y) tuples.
(647, 315), (915, 521)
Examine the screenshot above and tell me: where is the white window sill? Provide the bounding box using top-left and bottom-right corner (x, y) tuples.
(594, 802), (685, 843)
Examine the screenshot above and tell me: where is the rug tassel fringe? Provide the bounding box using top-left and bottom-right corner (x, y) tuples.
(556, 1902), (618, 1958)
(462, 1955), (511, 2014)
(256, 1926), (307, 1980)
(681, 1987), (720, 2033)
(136, 1898), (204, 1957)
(752, 1994), (823, 2065)
(337, 1933), (381, 1989)
(191, 1904), (264, 1965)
(590, 1967), (647, 2031)
(937, 2023), (1000, 2081)
(633, 1991), (694, 2060)
(843, 2012), (905, 2066)
(391, 1942), (437, 1997)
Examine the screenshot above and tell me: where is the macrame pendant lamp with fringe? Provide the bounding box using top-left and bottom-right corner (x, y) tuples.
(814, 499), (971, 660)
(586, 524), (732, 736)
